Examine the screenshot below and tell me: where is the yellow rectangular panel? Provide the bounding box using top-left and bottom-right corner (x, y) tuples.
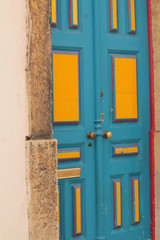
(114, 180), (121, 228)
(115, 147), (138, 155)
(70, 0), (79, 28)
(113, 56), (138, 121)
(51, 0), (57, 25)
(76, 188), (82, 234)
(131, 0), (136, 31)
(113, 0), (118, 30)
(117, 182), (121, 227)
(129, 0), (136, 32)
(57, 168), (81, 179)
(73, 184), (82, 236)
(113, 145), (139, 156)
(135, 180), (140, 223)
(110, 0), (118, 31)
(73, 0), (78, 25)
(53, 52), (80, 123)
(58, 152), (80, 160)
(132, 178), (140, 224)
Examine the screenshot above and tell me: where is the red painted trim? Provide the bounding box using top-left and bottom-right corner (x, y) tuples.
(147, 1), (155, 240)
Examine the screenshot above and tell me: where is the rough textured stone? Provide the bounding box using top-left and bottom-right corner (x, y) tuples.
(26, 139), (58, 240)
(154, 132), (160, 240)
(26, 0), (52, 139)
(152, 0), (160, 131)
(26, 0), (59, 239)
(152, 1), (160, 239)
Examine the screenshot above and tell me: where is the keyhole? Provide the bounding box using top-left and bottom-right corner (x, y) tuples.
(88, 142), (92, 147)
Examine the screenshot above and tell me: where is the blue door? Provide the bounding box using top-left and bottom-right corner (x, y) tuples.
(51, 0), (150, 239)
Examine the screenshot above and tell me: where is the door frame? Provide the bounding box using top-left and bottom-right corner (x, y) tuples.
(26, 0), (155, 239)
(147, 1), (155, 240)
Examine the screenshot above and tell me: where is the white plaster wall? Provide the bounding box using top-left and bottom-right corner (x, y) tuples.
(0, 0), (29, 239)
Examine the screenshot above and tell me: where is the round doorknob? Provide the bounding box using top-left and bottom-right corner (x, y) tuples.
(103, 131), (112, 139)
(87, 132), (96, 139)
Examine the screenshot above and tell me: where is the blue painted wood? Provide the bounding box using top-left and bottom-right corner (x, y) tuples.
(93, 1), (105, 239)
(100, 0), (150, 239)
(51, 1), (96, 239)
(51, 0), (150, 239)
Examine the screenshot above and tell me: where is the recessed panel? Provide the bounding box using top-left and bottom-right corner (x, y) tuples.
(128, 0), (136, 33)
(53, 52), (80, 124)
(57, 168), (81, 180)
(110, 0), (118, 32)
(73, 184), (82, 236)
(51, 0), (57, 26)
(114, 180), (122, 228)
(112, 55), (138, 122)
(70, 0), (79, 28)
(58, 148), (81, 162)
(132, 178), (140, 224)
(113, 144), (138, 157)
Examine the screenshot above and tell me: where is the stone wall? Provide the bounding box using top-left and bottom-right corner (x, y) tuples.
(26, 0), (52, 140)
(26, 140), (58, 240)
(152, 1), (160, 239)
(26, 0), (58, 239)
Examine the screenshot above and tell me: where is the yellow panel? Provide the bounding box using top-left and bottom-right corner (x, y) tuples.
(131, 0), (136, 31)
(52, 0), (57, 24)
(113, 0), (117, 30)
(73, 0), (78, 26)
(58, 151), (80, 160)
(114, 57), (138, 120)
(115, 147), (138, 155)
(117, 182), (121, 226)
(53, 53), (79, 123)
(57, 168), (81, 179)
(76, 188), (82, 234)
(135, 180), (140, 222)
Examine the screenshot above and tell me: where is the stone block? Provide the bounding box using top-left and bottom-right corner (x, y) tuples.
(26, 139), (58, 240)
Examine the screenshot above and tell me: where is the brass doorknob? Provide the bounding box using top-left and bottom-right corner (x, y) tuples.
(103, 131), (112, 139)
(87, 132), (96, 139)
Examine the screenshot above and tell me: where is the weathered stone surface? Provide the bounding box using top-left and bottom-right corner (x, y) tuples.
(152, 1), (160, 239)
(26, 139), (58, 240)
(26, 0), (52, 139)
(154, 132), (160, 240)
(152, 0), (160, 131)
